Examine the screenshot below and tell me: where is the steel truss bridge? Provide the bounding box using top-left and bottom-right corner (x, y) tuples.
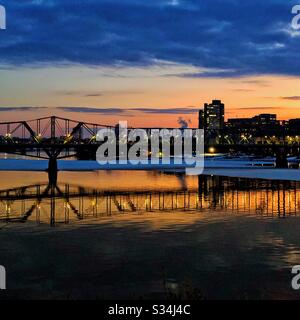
(0, 115), (299, 174)
(0, 178), (298, 226)
(0, 116), (115, 160)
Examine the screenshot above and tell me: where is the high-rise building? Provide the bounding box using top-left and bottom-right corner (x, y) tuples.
(199, 100), (225, 131)
(199, 100), (225, 144)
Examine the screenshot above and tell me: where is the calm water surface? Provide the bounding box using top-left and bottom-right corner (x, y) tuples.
(0, 170), (300, 299)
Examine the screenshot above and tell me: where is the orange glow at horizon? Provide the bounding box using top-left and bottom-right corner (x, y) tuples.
(0, 65), (299, 127)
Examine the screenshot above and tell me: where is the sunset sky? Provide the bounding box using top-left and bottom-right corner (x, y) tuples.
(0, 0), (300, 127)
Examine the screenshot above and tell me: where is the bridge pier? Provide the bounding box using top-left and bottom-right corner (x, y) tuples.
(275, 148), (288, 169)
(47, 157), (58, 185)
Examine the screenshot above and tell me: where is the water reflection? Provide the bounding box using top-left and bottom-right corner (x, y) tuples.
(0, 175), (299, 226)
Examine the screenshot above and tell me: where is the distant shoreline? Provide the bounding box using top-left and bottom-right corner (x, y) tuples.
(0, 159), (299, 181)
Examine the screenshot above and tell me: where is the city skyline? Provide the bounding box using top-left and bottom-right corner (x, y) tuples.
(1, 98), (300, 128)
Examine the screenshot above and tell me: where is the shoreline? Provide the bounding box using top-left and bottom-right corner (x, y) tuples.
(0, 159), (299, 181)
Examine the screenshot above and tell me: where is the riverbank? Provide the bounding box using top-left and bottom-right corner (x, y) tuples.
(0, 159), (300, 181)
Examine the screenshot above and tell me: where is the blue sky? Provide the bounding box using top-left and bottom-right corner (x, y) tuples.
(0, 0), (299, 125)
(0, 0), (299, 76)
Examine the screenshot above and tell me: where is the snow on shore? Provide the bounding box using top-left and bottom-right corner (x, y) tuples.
(0, 159), (299, 181)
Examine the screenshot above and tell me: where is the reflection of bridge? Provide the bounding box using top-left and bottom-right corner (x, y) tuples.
(0, 177), (299, 226)
(0, 183), (203, 226)
(0, 116), (297, 177)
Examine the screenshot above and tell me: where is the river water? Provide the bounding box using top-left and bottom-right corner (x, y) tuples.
(0, 170), (300, 299)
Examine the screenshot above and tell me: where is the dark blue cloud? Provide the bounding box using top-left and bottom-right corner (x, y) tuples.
(280, 96), (300, 100)
(132, 107), (196, 114)
(0, 106), (45, 112)
(0, 0), (299, 77)
(57, 107), (129, 115)
(0, 106), (198, 116)
(57, 106), (197, 115)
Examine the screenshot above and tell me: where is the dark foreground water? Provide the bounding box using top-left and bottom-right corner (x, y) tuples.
(0, 170), (300, 300)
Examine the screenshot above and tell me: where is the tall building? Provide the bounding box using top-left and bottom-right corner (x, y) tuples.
(199, 100), (225, 131)
(199, 100), (225, 143)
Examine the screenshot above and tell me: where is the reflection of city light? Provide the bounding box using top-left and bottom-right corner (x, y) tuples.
(64, 202), (71, 209)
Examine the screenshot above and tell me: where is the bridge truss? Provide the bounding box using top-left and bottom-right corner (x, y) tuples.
(0, 116), (114, 159)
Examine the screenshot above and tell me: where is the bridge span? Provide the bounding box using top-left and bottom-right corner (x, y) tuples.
(0, 116), (298, 180)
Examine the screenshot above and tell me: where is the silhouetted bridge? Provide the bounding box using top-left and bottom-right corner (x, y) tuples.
(0, 116), (297, 176)
(0, 116), (114, 158)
